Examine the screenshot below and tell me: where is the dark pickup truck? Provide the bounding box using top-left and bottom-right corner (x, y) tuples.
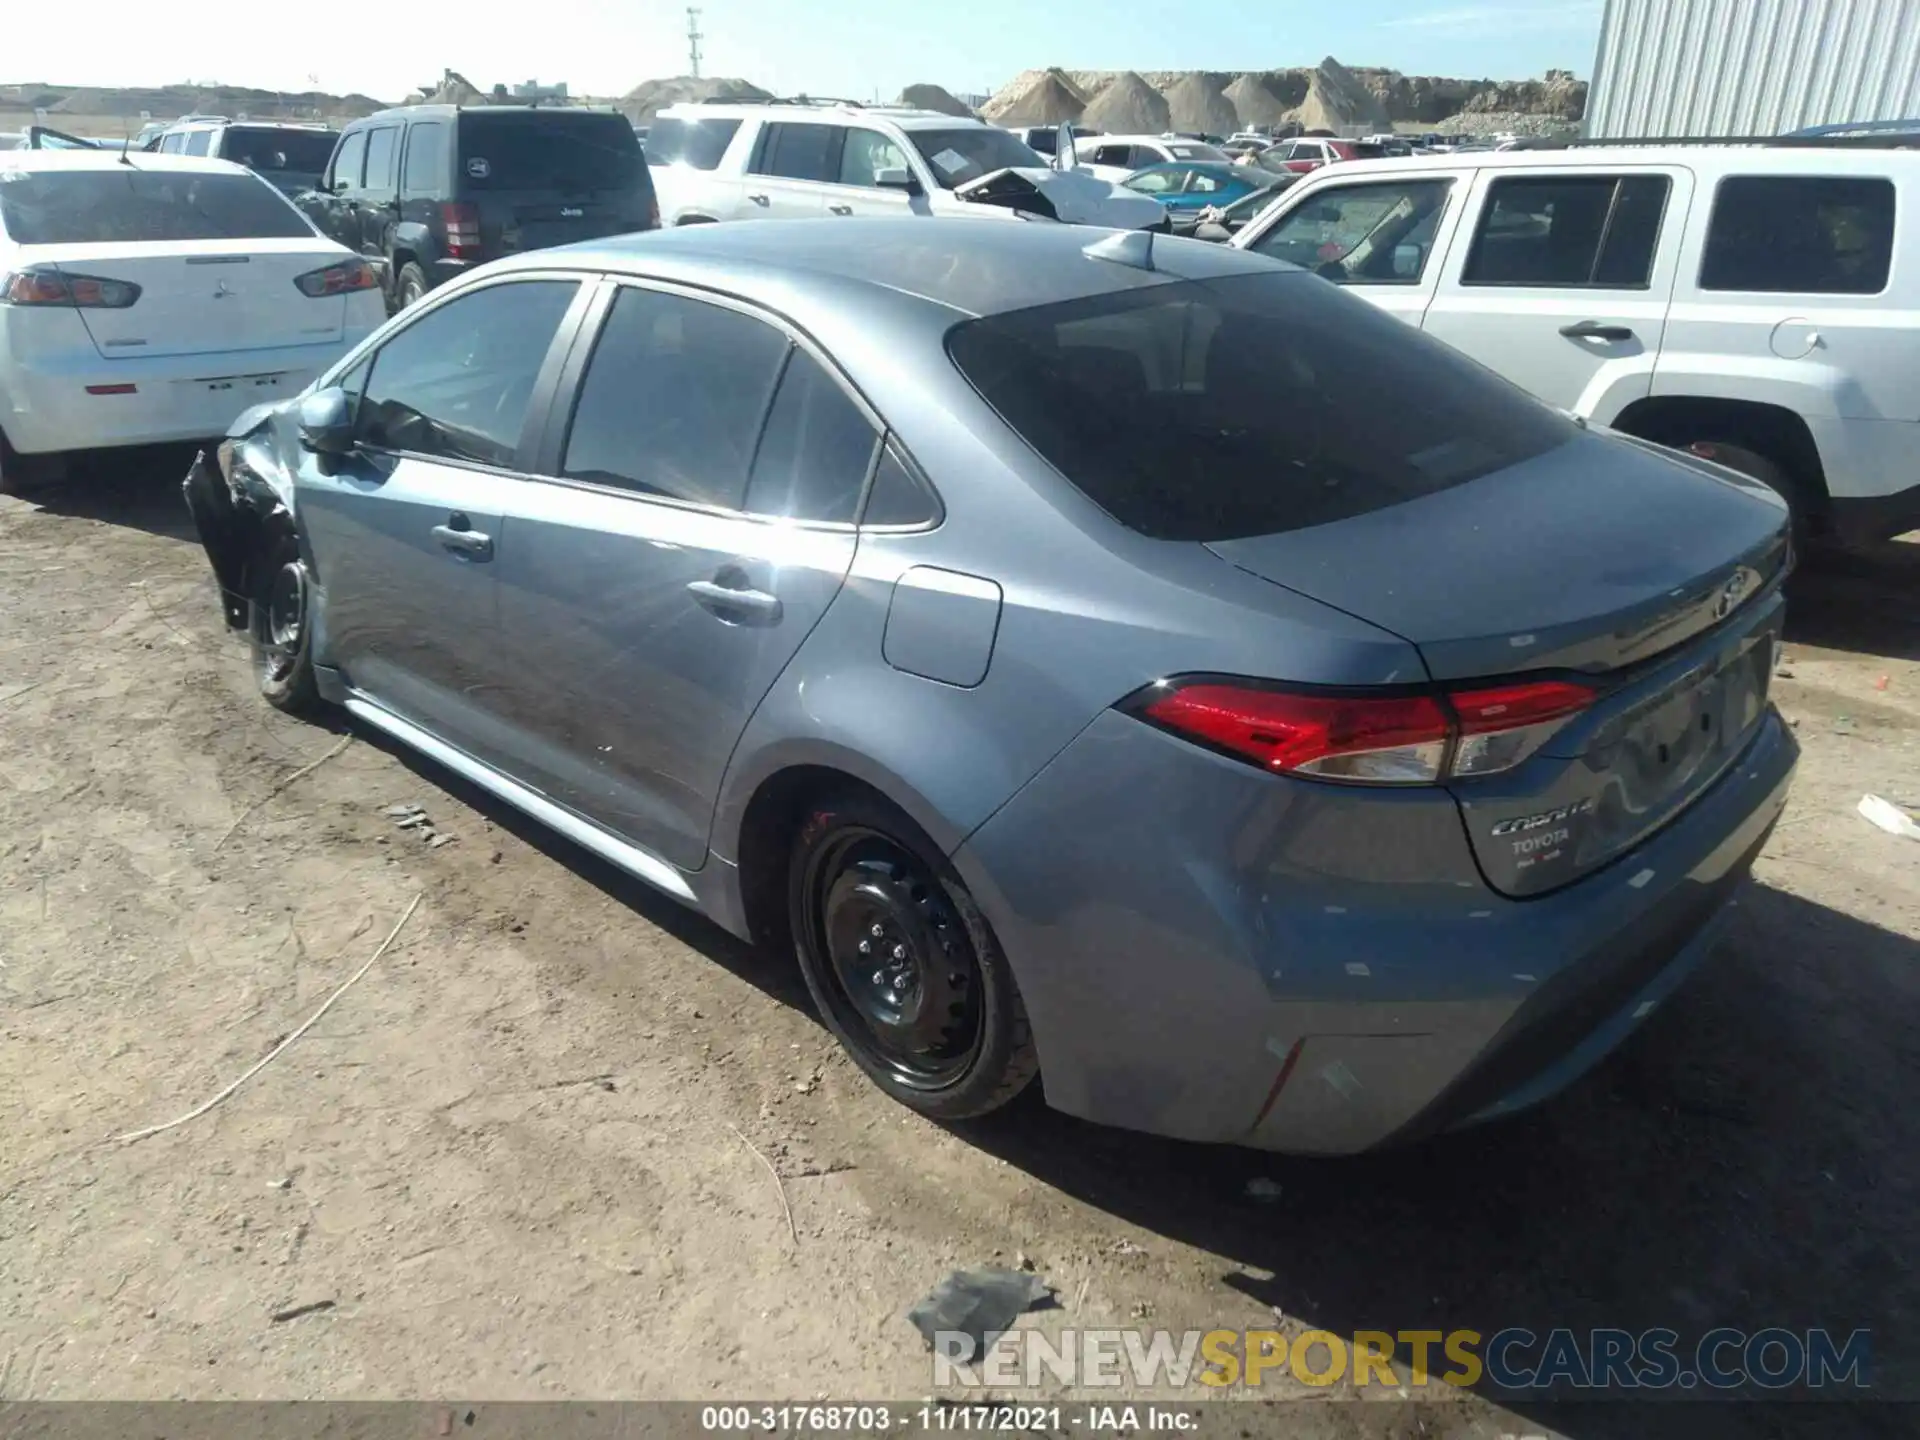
(298, 104), (659, 310)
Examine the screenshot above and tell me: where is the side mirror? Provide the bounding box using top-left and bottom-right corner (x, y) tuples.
(1392, 243), (1424, 278)
(1053, 122), (1079, 171)
(1194, 222), (1232, 243)
(297, 387), (355, 458)
(874, 167), (922, 195)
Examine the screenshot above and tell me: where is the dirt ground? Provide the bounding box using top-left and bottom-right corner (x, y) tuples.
(1, 453), (1915, 1437)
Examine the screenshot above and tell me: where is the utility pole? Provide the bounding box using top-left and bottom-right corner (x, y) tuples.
(687, 7), (704, 80)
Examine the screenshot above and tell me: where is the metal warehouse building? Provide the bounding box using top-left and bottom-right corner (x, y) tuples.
(1586, 0), (1920, 138)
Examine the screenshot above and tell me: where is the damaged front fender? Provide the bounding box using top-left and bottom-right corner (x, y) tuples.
(182, 404), (300, 634)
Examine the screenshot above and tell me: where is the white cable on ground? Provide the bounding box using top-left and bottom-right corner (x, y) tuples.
(116, 893), (423, 1144)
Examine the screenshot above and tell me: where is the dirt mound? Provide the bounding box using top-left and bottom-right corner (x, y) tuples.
(1080, 71), (1169, 134)
(1222, 73), (1292, 129)
(898, 83), (976, 117)
(422, 70), (486, 107)
(621, 75), (771, 122)
(1293, 56), (1392, 134)
(1161, 73), (1238, 136)
(981, 68), (1086, 126)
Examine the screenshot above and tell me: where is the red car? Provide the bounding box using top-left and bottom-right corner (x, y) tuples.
(1259, 137), (1388, 174)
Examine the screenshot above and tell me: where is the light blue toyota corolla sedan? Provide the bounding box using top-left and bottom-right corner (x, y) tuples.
(186, 218), (1797, 1154)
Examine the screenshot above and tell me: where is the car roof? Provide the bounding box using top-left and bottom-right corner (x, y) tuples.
(493, 216), (1289, 319)
(0, 149), (254, 176)
(656, 103), (999, 133)
(1314, 145), (1920, 177)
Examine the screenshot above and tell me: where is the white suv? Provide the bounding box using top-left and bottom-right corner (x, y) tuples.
(1231, 141), (1920, 543)
(647, 102), (1165, 231)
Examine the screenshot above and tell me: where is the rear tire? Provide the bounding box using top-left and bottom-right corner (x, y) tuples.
(1683, 440), (1809, 535)
(395, 262), (429, 311)
(788, 791), (1039, 1121)
(251, 536), (321, 715)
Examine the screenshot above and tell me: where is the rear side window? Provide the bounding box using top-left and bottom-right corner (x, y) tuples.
(645, 116), (742, 171)
(329, 129), (367, 190)
(562, 286), (790, 508)
(946, 273), (1576, 542)
(362, 126), (398, 194)
(1463, 174), (1671, 288)
(402, 122), (446, 194)
(752, 123), (841, 182)
(183, 130), (211, 157)
(358, 280), (579, 466)
(743, 349), (879, 523)
(1700, 176), (1894, 295)
(0, 170), (313, 243)
(221, 127), (337, 174)
(458, 112), (643, 191)
(862, 446), (940, 527)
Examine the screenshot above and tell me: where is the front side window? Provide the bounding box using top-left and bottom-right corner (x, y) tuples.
(837, 128), (913, 188)
(1462, 174), (1671, 288)
(358, 280), (579, 466)
(947, 272), (1574, 542)
(361, 127), (398, 194)
(742, 349), (879, 523)
(1088, 145), (1134, 170)
(752, 123), (841, 183)
(329, 130), (367, 191)
(1250, 179), (1452, 284)
(0, 170), (314, 243)
(1700, 175), (1894, 295)
(906, 127), (1045, 188)
(561, 286), (790, 508)
(402, 122), (446, 194)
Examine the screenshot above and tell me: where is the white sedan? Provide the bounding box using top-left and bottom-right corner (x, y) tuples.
(0, 149), (385, 491)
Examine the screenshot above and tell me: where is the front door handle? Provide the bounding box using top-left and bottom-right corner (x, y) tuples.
(687, 579), (781, 623)
(1559, 320), (1635, 342)
(828, 203), (853, 215)
(747, 193), (770, 207)
(432, 518), (493, 560)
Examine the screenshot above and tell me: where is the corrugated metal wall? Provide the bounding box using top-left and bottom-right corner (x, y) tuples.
(1586, 0), (1920, 138)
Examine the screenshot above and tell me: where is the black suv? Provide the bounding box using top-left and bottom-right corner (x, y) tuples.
(299, 105), (658, 309)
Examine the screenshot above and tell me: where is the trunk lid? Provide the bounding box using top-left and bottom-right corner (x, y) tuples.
(54, 238), (350, 359)
(1207, 432), (1793, 896)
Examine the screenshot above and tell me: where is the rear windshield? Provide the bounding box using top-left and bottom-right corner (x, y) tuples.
(457, 113), (643, 191)
(221, 127), (337, 174)
(947, 272), (1576, 541)
(907, 127), (1047, 187)
(645, 115), (742, 170)
(0, 168), (314, 244)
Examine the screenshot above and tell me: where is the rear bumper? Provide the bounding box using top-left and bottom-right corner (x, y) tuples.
(1828, 479), (1920, 544)
(1, 331), (374, 456)
(952, 705), (1797, 1154)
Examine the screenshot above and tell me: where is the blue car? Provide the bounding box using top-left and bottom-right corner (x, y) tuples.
(1120, 160), (1264, 213)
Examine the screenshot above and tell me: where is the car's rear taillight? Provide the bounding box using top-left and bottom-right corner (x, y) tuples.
(441, 202), (481, 258)
(293, 259), (379, 297)
(1, 268), (141, 309)
(1129, 676), (1595, 785)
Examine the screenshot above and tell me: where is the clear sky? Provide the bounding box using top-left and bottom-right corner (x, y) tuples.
(30, 0), (1604, 103)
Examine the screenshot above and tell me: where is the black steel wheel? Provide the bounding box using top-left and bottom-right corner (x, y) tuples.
(252, 539), (320, 714)
(789, 793), (1038, 1119)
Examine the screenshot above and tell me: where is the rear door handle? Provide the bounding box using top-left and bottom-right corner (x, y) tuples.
(686, 579), (782, 623)
(747, 193), (770, 207)
(1559, 320), (1635, 342)
(828, 203), (853, 215)
(432, 518), (493, 560)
